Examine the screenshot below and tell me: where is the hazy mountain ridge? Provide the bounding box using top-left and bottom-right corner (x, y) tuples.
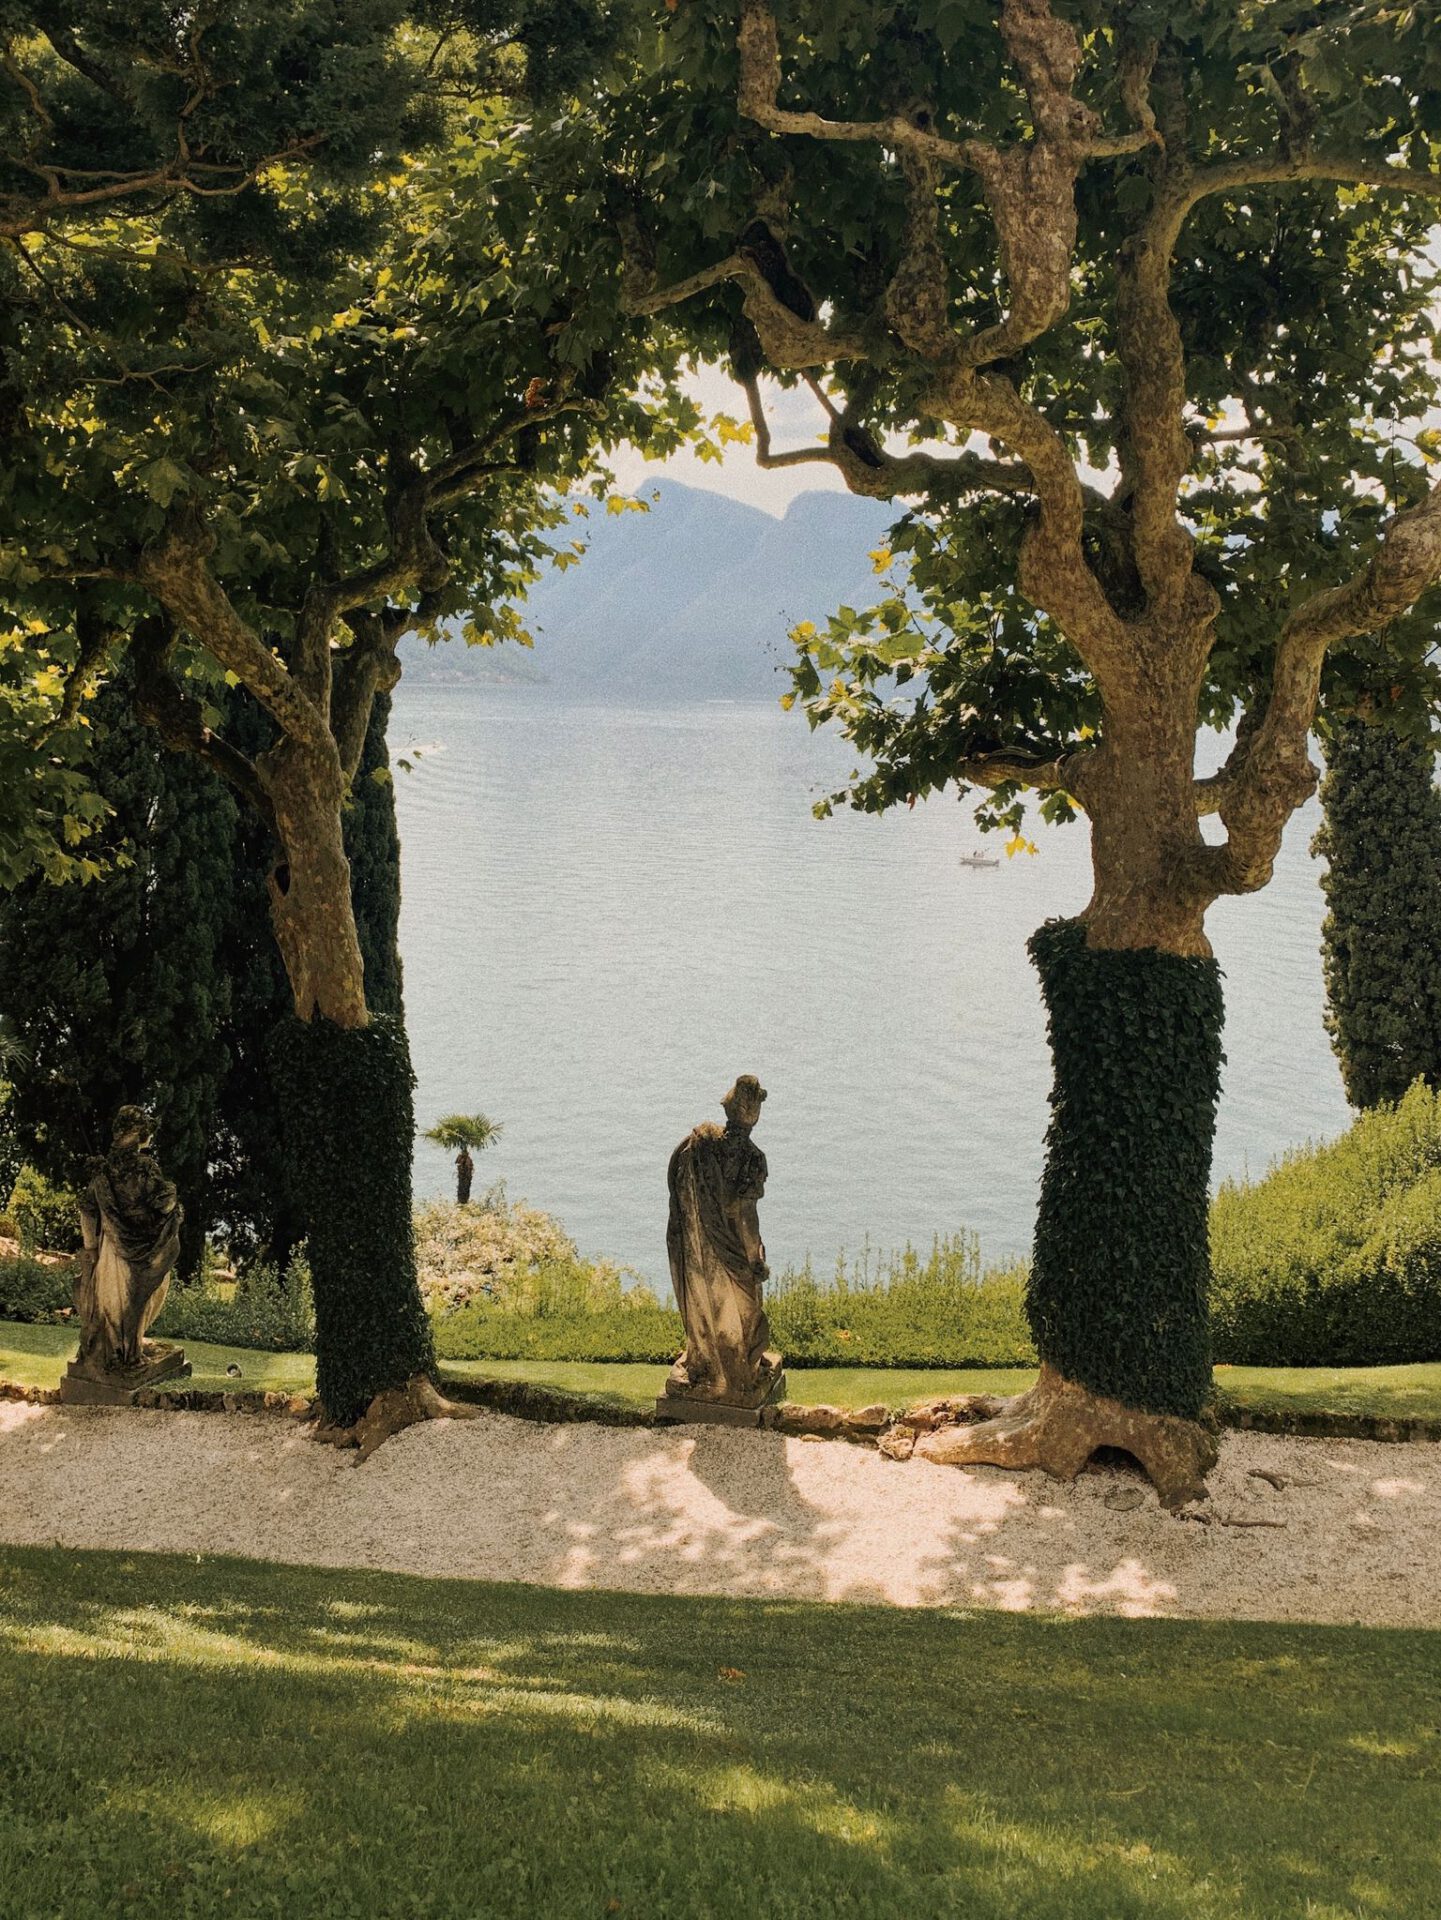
(398, 480), (896, 700)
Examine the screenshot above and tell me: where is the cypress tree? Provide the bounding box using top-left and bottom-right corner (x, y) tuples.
(345, 691), (405, 1023)
(0, 678), (235, 1274)
(1314, 716), (1441, 1109)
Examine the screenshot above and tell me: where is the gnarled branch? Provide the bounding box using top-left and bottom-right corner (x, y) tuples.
(128, 616), (277, 832)
(1199, 479), (1441, 894)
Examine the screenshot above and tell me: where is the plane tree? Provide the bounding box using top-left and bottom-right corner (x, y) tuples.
(613, 0), (1441, 1500)
(0, 34), (686, 1445)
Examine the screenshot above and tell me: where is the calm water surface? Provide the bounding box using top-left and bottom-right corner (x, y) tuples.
(393, 685), (1349, 1285)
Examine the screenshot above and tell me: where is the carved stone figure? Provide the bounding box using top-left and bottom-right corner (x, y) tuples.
(63, 1106), (189, 1400)
(658, 1075), (784, 1423)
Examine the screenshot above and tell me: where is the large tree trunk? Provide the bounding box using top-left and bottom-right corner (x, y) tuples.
(259, 738), (436, 1430)
(904, 704), (1225, 1505)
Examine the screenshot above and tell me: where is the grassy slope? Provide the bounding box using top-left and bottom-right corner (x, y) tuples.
(6, 1321), (1441, 1420)
(1, 1546), (1437, 1920)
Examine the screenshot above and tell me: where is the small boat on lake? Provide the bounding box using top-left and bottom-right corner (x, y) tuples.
(958, 850), (1001, 869)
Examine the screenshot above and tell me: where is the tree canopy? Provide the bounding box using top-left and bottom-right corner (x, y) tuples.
(611, 0), (1441, 887)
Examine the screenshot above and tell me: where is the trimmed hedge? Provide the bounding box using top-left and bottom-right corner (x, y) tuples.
(1027, 918), (1224, 1420)
(1211, 1079), (1441, 1366)
(1314, 717), (1441, 1110)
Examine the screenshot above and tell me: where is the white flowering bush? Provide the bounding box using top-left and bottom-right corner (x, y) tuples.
(413, 1188), (626, 1317)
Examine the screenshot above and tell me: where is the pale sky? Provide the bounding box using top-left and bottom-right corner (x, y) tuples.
(608, 364), (851, 517)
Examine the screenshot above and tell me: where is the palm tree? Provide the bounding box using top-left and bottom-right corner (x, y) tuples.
(0, 1017), (28, 1076)
(423, 1113), (502, 1205)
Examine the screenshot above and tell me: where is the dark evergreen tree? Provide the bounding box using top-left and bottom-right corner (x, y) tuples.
(0, 676), (235, 1274)
(345, 691), (405, 1023)
(205, 688), (303, 1273)
(1315, 716), (1441, 1109)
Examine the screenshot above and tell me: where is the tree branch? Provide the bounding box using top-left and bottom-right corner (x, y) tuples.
(736, 0), (990, 174)
(957, 746), (1092, 803)
(128, 617), (277, 833)
(132, 525), (330, 757)
(1200, 479), (1441, 894)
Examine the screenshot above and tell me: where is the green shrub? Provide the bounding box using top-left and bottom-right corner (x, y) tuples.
(7, 1166), (80, 1254)
(768, 1238), (1035, 1368)
(434, 1236), (1036, 1370)
(154, 1253), (316, 1353)
(0, 1253), (75, 1322)
(1210, 1080), (1441, 1366)
(436, 1294), (684, 1365)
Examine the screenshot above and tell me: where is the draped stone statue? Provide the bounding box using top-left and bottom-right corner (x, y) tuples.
(657, 1075), (785, 1424)
(62, 1105), (190, 1403)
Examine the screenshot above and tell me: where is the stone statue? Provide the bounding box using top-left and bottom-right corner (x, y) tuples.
(658, 1075), (785, 1423)
(63, 1106), (190, 1401)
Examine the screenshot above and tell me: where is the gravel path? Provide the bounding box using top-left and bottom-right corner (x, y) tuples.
(2, 1401), (1437, 1624)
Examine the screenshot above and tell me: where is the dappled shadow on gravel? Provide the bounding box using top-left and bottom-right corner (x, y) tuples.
(1, 1400), (1439, 1624)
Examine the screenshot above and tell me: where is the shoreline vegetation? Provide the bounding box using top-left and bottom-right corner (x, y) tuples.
(6, 1085), (1441, 1380)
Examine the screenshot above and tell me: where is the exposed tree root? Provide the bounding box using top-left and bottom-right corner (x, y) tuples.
(878, 1364), (1217, 1509)
(311, 1375), (484, 1462)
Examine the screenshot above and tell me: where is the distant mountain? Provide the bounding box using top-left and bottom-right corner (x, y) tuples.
(398, 480), (896, 701)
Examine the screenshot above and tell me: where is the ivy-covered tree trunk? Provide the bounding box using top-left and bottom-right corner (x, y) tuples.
(895, 689), (1228, 1505)
(1314, 716), (1441, 1109)
(260, 736), (436, 1430)
(1027, 919), (1223, 1423)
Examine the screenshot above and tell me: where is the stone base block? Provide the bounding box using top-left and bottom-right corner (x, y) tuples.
(59, 1344), (191, 1406)
(655, 1372), (787, 1428)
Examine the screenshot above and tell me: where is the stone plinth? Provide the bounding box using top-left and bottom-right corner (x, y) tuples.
(59, 1343), (191, 1406)
(655, 1372), (787, 1429)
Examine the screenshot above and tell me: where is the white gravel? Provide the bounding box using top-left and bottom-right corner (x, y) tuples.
(1, 1401), (1437, 1624)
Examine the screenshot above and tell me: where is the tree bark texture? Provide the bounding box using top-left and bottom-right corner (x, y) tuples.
(260, 739), (370, 1029)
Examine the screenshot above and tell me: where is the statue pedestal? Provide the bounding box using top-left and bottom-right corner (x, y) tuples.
(655, 1372), (787, 1429)
(59, 1343), (191, 1407)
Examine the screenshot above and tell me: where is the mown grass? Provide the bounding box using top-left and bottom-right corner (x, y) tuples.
(7, 1321), (1441, 1423)
(0, 1546), (1437, 1920)
(0, 1320), (314, 1397)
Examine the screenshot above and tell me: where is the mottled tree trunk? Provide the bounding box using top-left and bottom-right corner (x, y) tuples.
(918, 682), (1225, 1504)
(259, 735), (436, 1426)
(263, 741), (369, 1028)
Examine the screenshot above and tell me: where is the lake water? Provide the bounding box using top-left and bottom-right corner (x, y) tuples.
(392, 684), (1350, 1287)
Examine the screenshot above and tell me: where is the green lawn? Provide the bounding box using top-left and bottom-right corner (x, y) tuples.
(0, 1320), (315, 1396)
(6, 1320), (1441, 1423)
(1215, 1363), (1441, 1419)
(0, 1546), (1436, 1920)
(446, 1356), (1441, 1423)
